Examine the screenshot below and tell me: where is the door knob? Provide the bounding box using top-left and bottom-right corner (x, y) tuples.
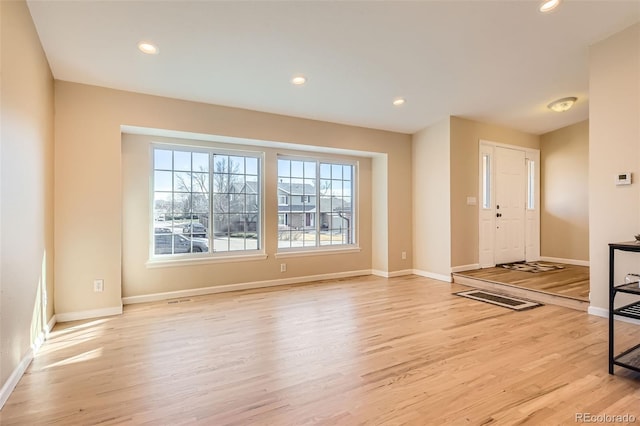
(496, 213), (502, 218)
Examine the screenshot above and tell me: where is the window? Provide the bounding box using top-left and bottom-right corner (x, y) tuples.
(527, 159), (535, 210)
(277, 157), (355, 249)
(482, 153), (491, 209)
(152, 146), (261, 257)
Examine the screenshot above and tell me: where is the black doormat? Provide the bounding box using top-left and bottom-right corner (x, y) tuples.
(500, 261), (565, 273)
(455, 290), (542, 311)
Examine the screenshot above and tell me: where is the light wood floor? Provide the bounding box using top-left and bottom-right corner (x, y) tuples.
(2, 275), (639, 425)
(454, 263), (590, 301)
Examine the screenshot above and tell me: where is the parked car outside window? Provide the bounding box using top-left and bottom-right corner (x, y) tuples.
(154, 234), (208, 255)
(182, 222), (207, 238)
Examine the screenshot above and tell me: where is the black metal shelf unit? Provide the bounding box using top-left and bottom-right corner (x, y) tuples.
(609, 242), (640, 374)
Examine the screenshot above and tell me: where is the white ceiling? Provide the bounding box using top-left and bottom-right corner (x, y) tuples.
(27, 1), (640, 135)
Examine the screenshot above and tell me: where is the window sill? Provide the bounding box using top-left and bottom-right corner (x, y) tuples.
(146, 253), (268, 268)
(275, 246), (361, 259)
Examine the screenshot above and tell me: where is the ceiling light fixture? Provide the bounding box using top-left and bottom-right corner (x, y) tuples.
(291, 76), (307, 85)
(547, 96), (577, 112)
(392, 98), (406, 107)
(539, 0), (560, 13)
(137, 41), (159, 55)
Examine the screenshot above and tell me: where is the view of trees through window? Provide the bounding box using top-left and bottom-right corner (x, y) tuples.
(212, 154), (260, 252)
(151, 146), (356, 259)
(277, 157), (355, 249)
(152, 147), (260, 256)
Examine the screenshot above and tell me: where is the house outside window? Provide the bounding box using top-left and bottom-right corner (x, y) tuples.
(277, 157), (355, 250)
(151, 145), (261, 258)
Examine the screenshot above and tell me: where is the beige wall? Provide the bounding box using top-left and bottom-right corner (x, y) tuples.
(540, 120), (589, 261)
(371, 155), (389, 273)
(449, 116), (540, 268)
(388, 142), (413, 271)
(55, 81), (412, 313)
(121, 134), (373, 297)
(412, 118), (451, 277)
(589, 23), (640, 311)
(0, 0), (54, 393)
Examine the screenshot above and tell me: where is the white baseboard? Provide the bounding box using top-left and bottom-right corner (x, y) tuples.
(122, 270), (372, 305)
(47, 315), (57, 335)
(56, 305), (123, 323)
(412, 269), (452, 283)
(371, 269), (413, 278)
(539, 256), (589, 267)
(451, 264), (480, 273)
(0, 312), (57, 410)
(588, 306), (608, 318)
(0, 348), (34, 410)
(388, 269), (413, 278)
(588, 306), (640, 325)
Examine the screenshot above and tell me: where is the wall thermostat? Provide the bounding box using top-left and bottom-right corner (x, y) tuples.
(616, 172), (632, 185)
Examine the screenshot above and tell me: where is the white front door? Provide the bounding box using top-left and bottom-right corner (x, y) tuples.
(494, 146), (525, 264)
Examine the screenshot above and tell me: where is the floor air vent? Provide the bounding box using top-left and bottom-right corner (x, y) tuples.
(168, 298), (192, 304)
(455, 290), (541, 311)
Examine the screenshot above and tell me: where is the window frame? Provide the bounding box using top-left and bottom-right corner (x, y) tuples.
(148, 143), (264, 262)
(276, 154), (358, 253)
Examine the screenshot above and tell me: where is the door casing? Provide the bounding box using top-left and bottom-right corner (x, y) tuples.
(478, 140), (540, 268)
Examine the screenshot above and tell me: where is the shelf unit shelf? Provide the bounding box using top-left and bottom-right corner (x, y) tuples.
(613, 343), (640, 374)
(609, 242), (640, 375)
(613, 301), (640, 320)
(614, 282), (640, 296)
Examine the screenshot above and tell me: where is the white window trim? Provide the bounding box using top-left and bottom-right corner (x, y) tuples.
(275, 246), (361, 259)
(146, 253), (268, 268)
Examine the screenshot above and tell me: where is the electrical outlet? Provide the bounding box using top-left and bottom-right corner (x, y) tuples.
(93, 279), (104, 292)
(280, 263), (287, 273)
(401, 251), (407, 260)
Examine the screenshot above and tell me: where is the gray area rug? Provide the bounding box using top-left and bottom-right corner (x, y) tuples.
(500, 261), (565, 273)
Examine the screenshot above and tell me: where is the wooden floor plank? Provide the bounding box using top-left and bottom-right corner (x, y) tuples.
(1, 275), (638, 425)
(453, 263), (590, 301)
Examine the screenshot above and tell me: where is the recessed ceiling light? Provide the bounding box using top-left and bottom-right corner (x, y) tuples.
(539, 0), (560, 13)
(547, 96), (577, 112)
(392, 98), (406, 107)
(291, 76), (307, 85)
(138, 41), (159, 55)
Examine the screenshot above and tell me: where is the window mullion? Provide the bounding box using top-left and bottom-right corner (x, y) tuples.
(316, 160), (321, 247)
(171, 150), (176, 255)
(209, 153), (214, 253)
